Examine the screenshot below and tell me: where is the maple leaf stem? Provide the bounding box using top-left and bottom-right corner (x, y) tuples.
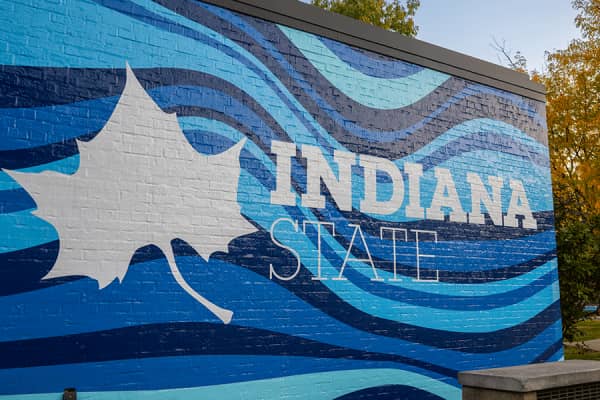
(163, 245), (234, 324)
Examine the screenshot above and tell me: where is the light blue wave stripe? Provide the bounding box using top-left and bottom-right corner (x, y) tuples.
(240, 173), (558, 332)
(0, 369), (460, 400)
(279, 26), (450, 110)
(0, 209), (57, 253)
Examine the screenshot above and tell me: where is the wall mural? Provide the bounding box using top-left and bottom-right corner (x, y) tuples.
(0, 0), (561, 399)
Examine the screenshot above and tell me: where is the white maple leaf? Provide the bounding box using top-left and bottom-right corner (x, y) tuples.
(5, 64), (257, 324)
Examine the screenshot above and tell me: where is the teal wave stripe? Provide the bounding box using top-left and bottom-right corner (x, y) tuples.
(0, 369), (460, 400)
(279, 26), (450, 110)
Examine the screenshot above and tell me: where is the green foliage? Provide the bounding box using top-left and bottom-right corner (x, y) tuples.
(574, 319), (600, 342)
(311, 0), (419, 36)
(556, 216), (600, 341)
(543, 1), (600, 341)
(564, 319), (600, 361)
(564, 345), (600, 360)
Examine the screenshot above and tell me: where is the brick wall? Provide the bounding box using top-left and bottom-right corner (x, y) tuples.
(0, 1), (560, 399)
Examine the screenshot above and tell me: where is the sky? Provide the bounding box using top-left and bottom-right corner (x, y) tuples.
(415, 1), (580, 72)
(299, 0), (581, 73)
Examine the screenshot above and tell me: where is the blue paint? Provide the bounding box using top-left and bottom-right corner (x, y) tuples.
(0, 0), (560, 398)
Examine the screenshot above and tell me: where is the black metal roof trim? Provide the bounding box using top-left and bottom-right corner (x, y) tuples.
(201, 0), (547, 102)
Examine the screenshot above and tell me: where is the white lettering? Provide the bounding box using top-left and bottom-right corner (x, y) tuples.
(360, 155), (404, 215)
(380, 227), (407, 281)
(270, 141), (296, 206)
(335, 224), (382, 282)
(412, 229), (438, 282)
(301, 145), (356, 211)
(426, 167), (467, 223)
(303, 221), (335, 281)
(506, 179), (537, 229)
(467, 173), (504, 226)
(269, 218), (302, 281)
(404, 162), (425, 219)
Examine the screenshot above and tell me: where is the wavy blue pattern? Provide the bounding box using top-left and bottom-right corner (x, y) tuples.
(318, 36), (424, 79)
(0, 355), (450, 394)
(0, 0), (560, 398)
(0, 369), (460, 400)
(279, 26), (450, 110)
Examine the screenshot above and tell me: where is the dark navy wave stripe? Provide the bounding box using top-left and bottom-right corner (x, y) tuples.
(0, 188), (35, 213)
(0, 321), (456, 377)
(310, 206), (557, 282)
(314, 190), (555, 240)
(92, 0), (336, 154)
(0, 241), (80, 296)
(0, 230), (561, 352)
(533, 339), (564, 363)
(296, 218), (559, 309)
(0, 137), (81, 170)
(306, 206), (557, 282)
(333, 385), (445, 400)
(0, 66), (126, 108)
(0, 63), (548, 168)
(318, 36), (425, 79)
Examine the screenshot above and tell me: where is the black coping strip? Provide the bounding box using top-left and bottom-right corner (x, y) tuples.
(201, 0), (547, 102)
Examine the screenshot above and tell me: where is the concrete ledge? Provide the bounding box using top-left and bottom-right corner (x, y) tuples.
(458, 360), (600, 393)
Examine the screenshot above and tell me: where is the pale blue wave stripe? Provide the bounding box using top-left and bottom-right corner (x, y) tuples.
(279, 26), (450, 110)
(0, 369), (460, 400)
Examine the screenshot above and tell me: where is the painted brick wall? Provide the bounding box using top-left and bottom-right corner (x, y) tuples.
(0, 1), (560, 399)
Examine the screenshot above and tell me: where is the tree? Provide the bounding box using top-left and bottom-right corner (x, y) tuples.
(311, 0), (420, 36)
(543, 0), (600, 341)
